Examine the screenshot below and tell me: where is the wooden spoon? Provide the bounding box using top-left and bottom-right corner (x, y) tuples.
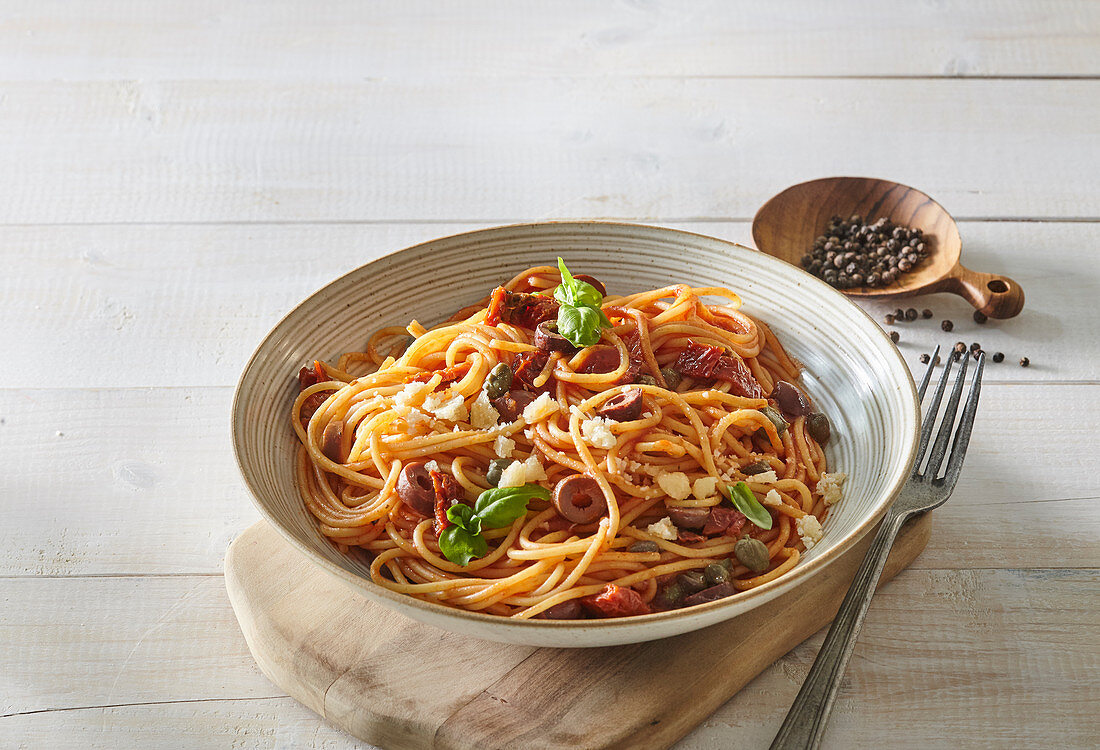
(752, 176), (1024, 318)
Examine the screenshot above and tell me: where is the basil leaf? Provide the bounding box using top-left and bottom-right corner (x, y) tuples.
(556, 257), (578, 301)
(557, 304), (603, 348)
(439, 523), (488, 566)
(474, 483), (549, 528)
(446, 503), (482, 535)
(725, 481), (774, 530)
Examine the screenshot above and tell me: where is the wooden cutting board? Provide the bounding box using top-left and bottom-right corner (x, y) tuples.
(225, 514), (930, 750)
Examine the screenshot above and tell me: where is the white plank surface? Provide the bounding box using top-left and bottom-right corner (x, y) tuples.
(1, 221), (1095, 389)
(4, 2), (1098, 748)
(2, 1), (1098, 80)
(0, 79), (1096, 225)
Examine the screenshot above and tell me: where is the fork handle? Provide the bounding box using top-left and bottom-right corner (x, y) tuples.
(769, 509), (912, 750)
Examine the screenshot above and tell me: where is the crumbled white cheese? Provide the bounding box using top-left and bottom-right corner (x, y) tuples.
(692, 476), (719, 501)
(523, 453), (547, 481)
(404, 408), (431, 434)
(763, 489), (783, 507)
(470, 390), (500, 429)
(497, 460), (527, 488)
(425, 460), (441, 473)
(521, 392), (559, 423)
(646, 516), (678, 540)
(494, 434), (515, 459)
(796, 514), (824, 549)
(816, 472), (848, 506)
(422, 392), (469, 423)
(580, 416), (617, 449)
(656, 471), (692, 501)
(749, 470), (778, 484)
(394, 380), (432, 408)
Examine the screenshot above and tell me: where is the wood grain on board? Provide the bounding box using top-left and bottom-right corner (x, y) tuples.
(224, 516), (931, 750)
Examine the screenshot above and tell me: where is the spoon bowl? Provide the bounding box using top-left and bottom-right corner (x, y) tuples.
(752, 176), (1024, 318)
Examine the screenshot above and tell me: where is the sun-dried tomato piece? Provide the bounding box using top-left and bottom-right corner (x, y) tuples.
(512, 349), (551, 392)
(297, 360), (327, 391)
(578, 344), (641, 384)
(674, 342), (724, 379)
(497, 290), (560, 329)
(485, 286), (508, 326)
(298, 392), (328, 427)
(580, 583), (651, 618)
(677, 530), (706, 545)
(711, 354), (765, 398)
(405, 360), (472, 389)
(702, 506), (748, 537)
(430, 469), (463, 535)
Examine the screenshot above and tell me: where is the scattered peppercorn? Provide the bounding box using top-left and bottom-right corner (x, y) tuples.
(941, 319), (954, 332)
(954, 342), (967, 355)
(904, 308), (918, 321)
(993, 352), (1005, 363)
(894, 308), (905, 318)
(922, 309), (933, 319)
(1020, 357), (1030, 367)
(970, 342), (981, 353)
(889, 331), (900, 343)
(973, 310), (988, 324)
(972, 349), (983, 361)
(919, 353), (930, 364)
(801, 216), (931, 290)
(884, 314), (895, 325)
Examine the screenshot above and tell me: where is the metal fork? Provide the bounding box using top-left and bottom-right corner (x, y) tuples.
(770, 347), (985, 750)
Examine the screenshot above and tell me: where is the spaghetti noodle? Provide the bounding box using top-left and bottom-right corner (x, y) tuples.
(292, 263), (845, 619)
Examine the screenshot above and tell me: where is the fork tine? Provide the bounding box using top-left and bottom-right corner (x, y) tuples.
(916, 345), (940, 400)
(914, 350), (955, 470)
(940, 352), (985, 489)
(924, 351), (970, 479)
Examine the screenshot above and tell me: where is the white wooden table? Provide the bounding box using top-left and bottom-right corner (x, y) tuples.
(2, 3), (1098, 748)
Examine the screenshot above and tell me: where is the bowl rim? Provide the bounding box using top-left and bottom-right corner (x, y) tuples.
(231, 220), (921, 631)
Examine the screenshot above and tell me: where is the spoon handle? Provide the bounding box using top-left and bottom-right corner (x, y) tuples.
(940, 265), (1025, 319)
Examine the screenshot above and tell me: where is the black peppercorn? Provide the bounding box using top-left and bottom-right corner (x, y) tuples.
(973, 310), (988, 324)
(972, 349), (983, 360)
(884, 314), (895, 325)
(904, 308), (918, 321)
(889, 331), (900, 343)
(894, 308), (905, 318)
(921, 309), (933, 319)
(941, 320), (954, 332)
(919, 353), (930, 364)
(993, 352), (1005, 363)
(1020, 357), (1030, 367)
(970, 342), (981, 353)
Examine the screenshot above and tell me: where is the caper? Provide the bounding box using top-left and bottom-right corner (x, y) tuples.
(484, 362), (513, 399)
(659, 367), (682, 390)
(806, 413), (831, 445)
(656, 581), (684, 608)
(635, 373), (658, 386)
(704, 562), (730, 585)
(760, 405), (788, 436)
(678, 570), (707, 595)
(734, 537), (771, 573)
(742, 459), (772, 475)
(717, 557), (734, 571)
(627, 540), (660, 553)
(485, 458), (513, 487)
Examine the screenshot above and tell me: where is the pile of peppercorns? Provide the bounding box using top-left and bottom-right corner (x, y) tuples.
(884, 306), (1030, 366)
(801, 215), (928, 289)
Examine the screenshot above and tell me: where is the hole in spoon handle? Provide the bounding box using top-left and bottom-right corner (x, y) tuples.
(947, 267), (1025, 319)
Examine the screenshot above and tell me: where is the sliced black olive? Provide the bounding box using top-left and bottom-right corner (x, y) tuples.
(492, 389), (536, 422)
(771, 380), (813, 417)
(666, 506), (709, 529)
(552, 474), (608, 524)
(537, 599), (583, 619)
(573, 273), (607, 296)
(682, 581), (736, 607)
(597, 388), (643, 422)
(396, 460), (435, 516)
(321, 420), (344, 463)
(534, 320), (577, 353)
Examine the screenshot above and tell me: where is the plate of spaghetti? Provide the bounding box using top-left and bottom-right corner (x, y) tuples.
(233, 223), (920, 647)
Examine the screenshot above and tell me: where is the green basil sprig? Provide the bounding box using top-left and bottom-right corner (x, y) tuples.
(554, 257), (611, 347)
(725, 481), (774, 530)
(438, 483), (550, 566)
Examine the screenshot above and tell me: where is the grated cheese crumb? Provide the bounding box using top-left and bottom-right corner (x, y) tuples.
(816, 472), (848, 505)
(692, 476), (719, 501)
(749, 470), (778, 484)
(498, 460), (527, 488)
(522, 392), (560, 423)
(394, 380), (432, 408)
(523, 453), (547, 481)
(404, 408), (431, 435)
(494, 434), (515, 459)
(656, 471), (692, 501)
(470, 390), (500, 429)
(796, 514), (824, 549)
(646, 516), (678, 540)
(422, 392), (469, 423)
(763, 489), (783, 507)
(580, 416), (617, 449)
(424, 460), (441, 473)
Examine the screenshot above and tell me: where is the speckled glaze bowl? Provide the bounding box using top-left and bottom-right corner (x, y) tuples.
(231, 222), (920, 647)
